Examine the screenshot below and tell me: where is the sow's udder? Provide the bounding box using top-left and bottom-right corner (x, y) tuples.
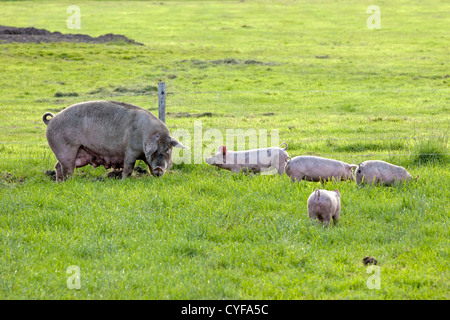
(74, 147), (124, 170)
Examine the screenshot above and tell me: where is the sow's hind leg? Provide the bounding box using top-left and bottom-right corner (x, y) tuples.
(54, 162), (63, 181)
(54, 145), (80, 181)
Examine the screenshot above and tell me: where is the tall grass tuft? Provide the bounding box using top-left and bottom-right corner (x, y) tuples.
(410, 134), (449, 165)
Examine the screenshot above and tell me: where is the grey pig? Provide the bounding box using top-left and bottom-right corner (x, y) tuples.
(42, 100), (187, 181)
(285, 156), (357, 183)
(205, 143), (289, 175)
(307, 189), (341, 227)
(355, 160), (414, 185)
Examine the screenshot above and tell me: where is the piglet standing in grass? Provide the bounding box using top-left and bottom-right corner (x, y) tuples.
(355, 160), (415, 185)
(285, 156), (358, 183)
(307, 189), (341, 227)
(205, 143), (289, 175)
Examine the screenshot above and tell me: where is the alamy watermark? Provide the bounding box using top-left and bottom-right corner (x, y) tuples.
(66, 265), (81, 289)
(67, 5), (81, 30)
(367, 5), (381, 29)
(170, 121), (282, 174)
(366, 265), (381, 290)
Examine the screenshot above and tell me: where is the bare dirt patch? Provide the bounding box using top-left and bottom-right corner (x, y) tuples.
(105, 166), (148, 179)
(1, 172), (25, 184)
(179, 58), (281, 68)
(44, 169), (56, 181)
(45, 165), (148, 181)
(167, 112), (213, 118)
(0, 25), (144, 45)
(362, 256), (378, 265)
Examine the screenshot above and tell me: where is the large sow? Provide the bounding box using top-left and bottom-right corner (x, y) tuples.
(42, 100), (187, 181)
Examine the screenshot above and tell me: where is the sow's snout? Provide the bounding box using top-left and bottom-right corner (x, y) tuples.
(153, 166), (164, 177)
(146, 136), (189, 178)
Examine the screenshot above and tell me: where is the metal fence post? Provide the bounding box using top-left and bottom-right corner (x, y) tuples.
(158, 82), (166, 123)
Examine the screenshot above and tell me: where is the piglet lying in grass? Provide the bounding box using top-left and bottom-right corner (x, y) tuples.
(307, 189), (341, 227)
(355, 160), (416, 185)
(285, 156), (357, 183)
(205, 143), (289, 175)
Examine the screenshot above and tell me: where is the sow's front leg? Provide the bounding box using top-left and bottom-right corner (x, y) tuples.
(122, 151), (137, 179)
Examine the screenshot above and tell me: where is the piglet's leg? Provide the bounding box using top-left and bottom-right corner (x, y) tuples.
(333, 208), (340, 226)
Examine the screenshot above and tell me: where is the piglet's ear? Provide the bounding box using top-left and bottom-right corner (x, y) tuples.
(218, 145), (227, 154)
(333, 189), (340, 197)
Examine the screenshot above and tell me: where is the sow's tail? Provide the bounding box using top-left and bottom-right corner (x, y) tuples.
(279, 142), (288, 150)
(42, 112), (54, 125)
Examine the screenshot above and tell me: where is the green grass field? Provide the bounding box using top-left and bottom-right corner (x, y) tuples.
(0, 0), (449, 299)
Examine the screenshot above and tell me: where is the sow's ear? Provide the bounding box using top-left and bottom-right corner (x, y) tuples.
(144, 134), (160, 156)
(170, 138), (189, 149)
(217, 145), (227, 155)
